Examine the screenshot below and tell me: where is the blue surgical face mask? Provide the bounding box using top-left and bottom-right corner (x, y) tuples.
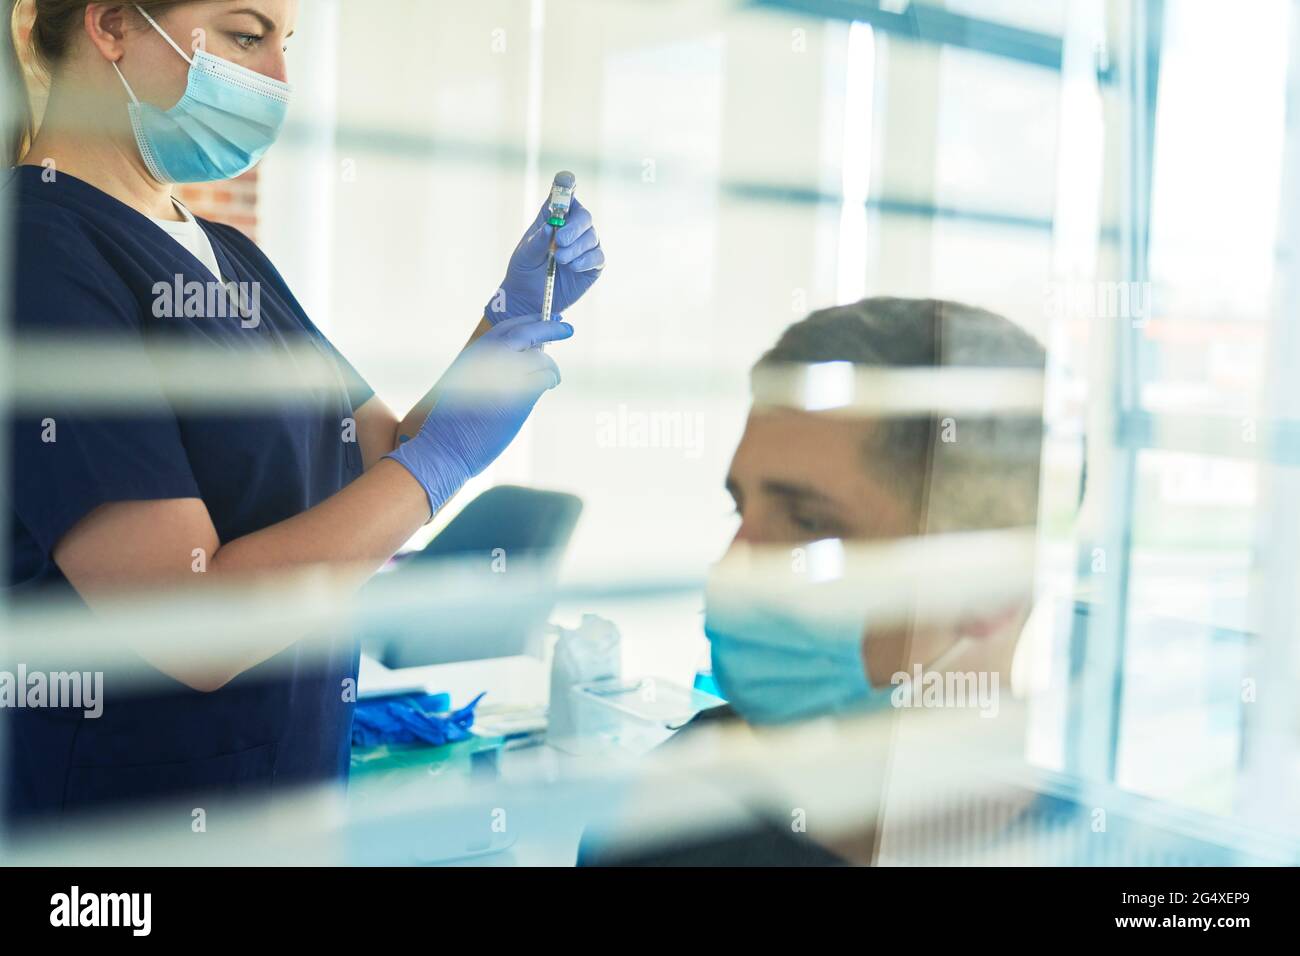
(111, 5), (291, 184)
(703, 543), (899, 726)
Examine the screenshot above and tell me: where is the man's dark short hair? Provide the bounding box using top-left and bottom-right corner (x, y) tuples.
(755, 297), (1047, 532)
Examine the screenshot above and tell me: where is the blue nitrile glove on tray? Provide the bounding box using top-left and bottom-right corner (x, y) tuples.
(351, 692), (485, 749)
(486, 196), (605, 323)
(386, 315), (572, 518)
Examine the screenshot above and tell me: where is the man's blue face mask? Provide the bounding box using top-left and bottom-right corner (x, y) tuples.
(703, 540), (899, 726)
(111, 4), (291, 184)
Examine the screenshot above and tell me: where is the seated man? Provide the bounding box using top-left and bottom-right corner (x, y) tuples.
(707, 295), (1045, 723)
(581, 296), (1048, 865)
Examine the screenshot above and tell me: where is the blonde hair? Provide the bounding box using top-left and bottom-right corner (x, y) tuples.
(5, 0), (189, 164)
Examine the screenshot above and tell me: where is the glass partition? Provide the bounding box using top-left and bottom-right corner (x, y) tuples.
(1, 0), (1297, 870)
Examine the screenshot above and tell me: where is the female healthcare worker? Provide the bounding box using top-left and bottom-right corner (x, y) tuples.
(2, 0), (604, 821)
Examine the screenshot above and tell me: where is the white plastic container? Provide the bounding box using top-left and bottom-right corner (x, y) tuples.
(569, 677), (726, 756)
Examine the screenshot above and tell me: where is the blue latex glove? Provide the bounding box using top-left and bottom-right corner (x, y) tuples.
(387, 314), (573, 517)
(351, 692), (484, 749)
(485, 196), (605, 324)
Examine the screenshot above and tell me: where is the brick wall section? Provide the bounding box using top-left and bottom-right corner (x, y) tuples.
(13, 1), (259, 240)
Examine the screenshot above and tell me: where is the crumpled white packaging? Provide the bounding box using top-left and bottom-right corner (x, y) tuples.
(546, 614), (621, 752)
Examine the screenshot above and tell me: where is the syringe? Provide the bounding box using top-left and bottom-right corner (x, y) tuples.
(541, 171), (576, 325)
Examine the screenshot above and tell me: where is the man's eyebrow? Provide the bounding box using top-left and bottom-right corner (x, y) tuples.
(760, 480), (839, 506)
(724, 476), (742, 504)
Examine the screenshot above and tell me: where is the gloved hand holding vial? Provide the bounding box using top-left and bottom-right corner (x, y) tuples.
(486, 171), (605, 325)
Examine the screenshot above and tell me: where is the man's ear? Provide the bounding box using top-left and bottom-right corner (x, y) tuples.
(84, 3), (132, 62)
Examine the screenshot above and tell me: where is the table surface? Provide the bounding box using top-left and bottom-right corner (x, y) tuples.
(355, 652), (633, 866)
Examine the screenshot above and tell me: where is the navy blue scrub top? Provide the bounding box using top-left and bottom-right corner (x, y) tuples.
(3, 166), (374, 823)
